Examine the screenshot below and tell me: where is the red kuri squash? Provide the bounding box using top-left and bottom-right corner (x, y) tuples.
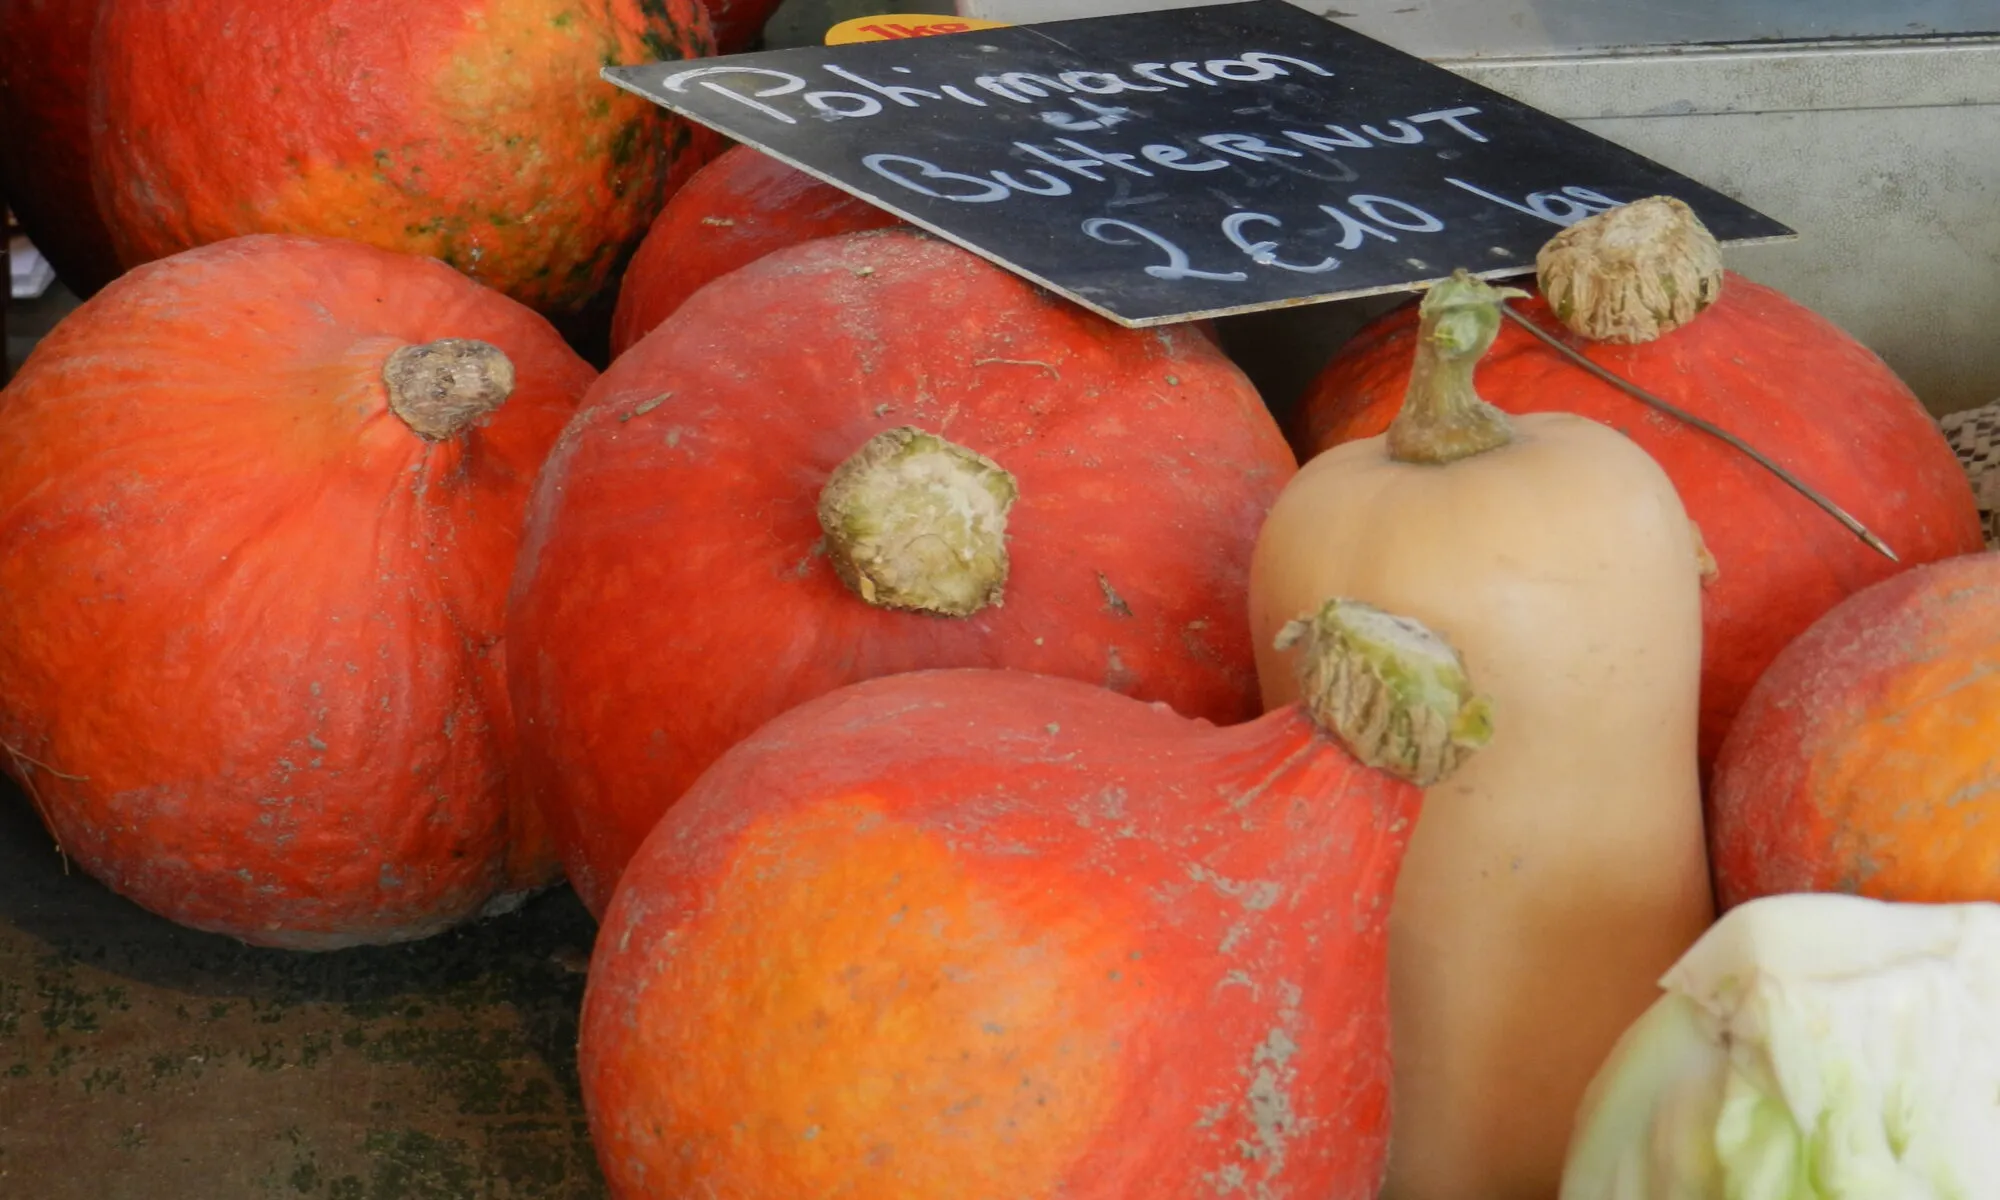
(701, 0), (784, 53)
(508, 228), (1298, 915)
(1295, 199), (1984, 775)
(0, 0), (121, 297)
(0, 234), (592, 949)
(1709, 550), (2000, 909)
(89, 0), (722, 328)
(610, 144), (903, 358)
(580, 599), (1491, 1198)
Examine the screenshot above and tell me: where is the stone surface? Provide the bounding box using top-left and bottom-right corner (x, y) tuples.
(0, 781), (607, 1199)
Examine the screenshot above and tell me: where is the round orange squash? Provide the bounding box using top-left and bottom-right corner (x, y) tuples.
(509, 228), (1298, 916)
(610, 144), (903, 358)
(1295, 202), (1984, 778)
(89, 0), (723, 332)
(0, 234), (592, 949)
(702, 0), (784, 53)
(1708, 550), (2000, 909)
(0, 0), (121, 298)
(580, 599), (1492, 1199)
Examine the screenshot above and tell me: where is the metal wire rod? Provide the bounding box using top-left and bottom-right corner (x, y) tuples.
(1498, 304), (1898, 562)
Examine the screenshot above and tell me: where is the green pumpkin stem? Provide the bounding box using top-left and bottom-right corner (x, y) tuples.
(1276, 598), (1492, 788)
(1386, 270), (1527, 466)
(817, 426), (1018, 618)
(385, 339), (516, 441)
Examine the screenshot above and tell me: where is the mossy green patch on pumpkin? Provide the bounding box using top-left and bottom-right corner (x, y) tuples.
(638, 28), (677, 60)
(608, 120), (645, 168)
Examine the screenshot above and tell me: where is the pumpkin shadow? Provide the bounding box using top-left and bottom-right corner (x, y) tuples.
(0, 775), (602, 1136)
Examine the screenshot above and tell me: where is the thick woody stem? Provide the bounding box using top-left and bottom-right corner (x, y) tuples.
(817, 426), (1018, 618)
(1275, 598), (1492, 788)
(1386, 270), (1528, 466)
(1537, 197), (1726, 344)
(384, 339), (516, 441)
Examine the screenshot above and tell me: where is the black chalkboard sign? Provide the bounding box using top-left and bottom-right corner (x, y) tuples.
(604, 0), (1793, 326)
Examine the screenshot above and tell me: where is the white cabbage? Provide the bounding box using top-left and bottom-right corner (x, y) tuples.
(1559, 893), (2000, 1200)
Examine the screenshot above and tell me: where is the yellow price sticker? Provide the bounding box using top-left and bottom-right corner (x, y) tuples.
(824, 13), (1012, 44)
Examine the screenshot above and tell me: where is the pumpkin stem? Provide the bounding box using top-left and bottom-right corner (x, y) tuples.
(817, 426), (1018, 618)
(384, 339), (516, 441)
(1387, 270), (1525, 465)
(1275, 597), (1491, 788)
(1537, 196), (1725, 344)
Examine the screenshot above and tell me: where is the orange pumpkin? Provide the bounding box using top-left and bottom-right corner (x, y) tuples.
(509, 228), (1298, 916)
(608, 145), (1220, 362)
(1708, 549), (2000, 909)
(700, 0), (785, 57)
(580, 599), (1492, 1199)
(610, 144), (903, 358)
(0, 234), (591, 948)
(89, 0), (723, 333)
(1295, 201), (1984, 778)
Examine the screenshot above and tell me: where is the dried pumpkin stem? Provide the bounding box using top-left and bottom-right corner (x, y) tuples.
(1275, 598), (1492, 788)
(1387, 270), (1527, 465)
(817, 426), (1018, 618)
(384, 338), (516, 441)
(1537, 196), (1725, 344)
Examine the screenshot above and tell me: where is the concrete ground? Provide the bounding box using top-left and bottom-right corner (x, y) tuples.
(0, 781), (608, 1199)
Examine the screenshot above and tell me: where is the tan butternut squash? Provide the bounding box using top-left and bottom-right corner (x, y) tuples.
(1249, 270), (1714, 1200)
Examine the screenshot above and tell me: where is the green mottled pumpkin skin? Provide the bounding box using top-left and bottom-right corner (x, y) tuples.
(90, 0), (723, 323)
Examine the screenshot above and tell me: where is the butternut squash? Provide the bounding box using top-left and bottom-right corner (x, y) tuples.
(1249, 270), (1714, 1200)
